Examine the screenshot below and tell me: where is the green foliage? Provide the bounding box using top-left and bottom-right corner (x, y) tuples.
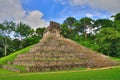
(79, 17), (93, 25)
(0, 21), (42, 58)
(61, 24), (70, 38)
(0, 21), (16, 56)
(36, 27), (45, 38)
(16, 22), (34, 39)
(94, 19), (113, 28)
(73, 35), (99, 51)
(63, 17), (77, 28)
(112, 13), (120, 21)
(23, 35), (40, 47)
(111, 57), (120, 61)
(0, 46), (32, 64)
(96, 27), (120, 56)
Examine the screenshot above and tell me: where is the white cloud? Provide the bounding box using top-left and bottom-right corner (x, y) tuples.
(0, 0), (25, 20)
(0, 0), (48, 28)
(86, 13), (93, 18)
(53, 0), (120, 13)
(23, 11), (48, 28)
(70, 0), (120, 13)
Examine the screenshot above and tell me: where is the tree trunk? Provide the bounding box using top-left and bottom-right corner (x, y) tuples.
(4, 45), (7, 56)
(4, 39), (7, 56)
(107, 52), (109, 57)
(84, 32), (87, 38)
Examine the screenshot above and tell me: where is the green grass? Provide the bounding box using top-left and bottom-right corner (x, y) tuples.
(14, 65), (26, 72)
(67, 67), (86, 71)
(0, 68), (19, 76)
(111, 57), (120, 61)
(0, 66), (120, 80)
(0, 46), (32, 65)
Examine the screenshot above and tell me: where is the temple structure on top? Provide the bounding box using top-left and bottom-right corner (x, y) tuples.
(43, 21), (61, 38)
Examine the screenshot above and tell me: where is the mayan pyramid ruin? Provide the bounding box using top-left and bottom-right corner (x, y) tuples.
(2, 21), (116, 72)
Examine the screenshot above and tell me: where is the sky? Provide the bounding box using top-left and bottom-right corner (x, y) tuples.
(0, 0), (120, 28)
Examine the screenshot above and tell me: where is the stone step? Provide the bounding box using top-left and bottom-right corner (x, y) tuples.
(2, 65), (21, 72)
(15, 53), (87, 59)
(26, 64), (84, 72)
(14, 56), (82, 61)
(13, 60), (85, 67)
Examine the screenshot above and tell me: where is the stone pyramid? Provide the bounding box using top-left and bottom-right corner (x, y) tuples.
(4, 21), (116, 72)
